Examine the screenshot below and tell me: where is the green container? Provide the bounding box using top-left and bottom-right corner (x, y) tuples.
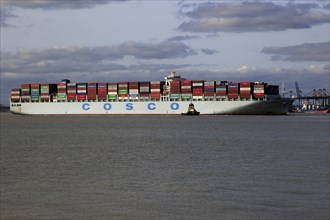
(118, 90), (128, 94)
(21, 88), (30, 92)
(108, 94), (118, 100)
(216, 88), (226, 91)
(182, 95), (192, 100)
(57, 94), (67, 100)
(41, 86), (49, 89)
(170, 94), (180, 99)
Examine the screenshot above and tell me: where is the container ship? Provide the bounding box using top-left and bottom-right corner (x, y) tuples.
(10, 72), (293, 115)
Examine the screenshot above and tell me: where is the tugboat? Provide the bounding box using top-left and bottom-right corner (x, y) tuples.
(181, 103), (200, 116)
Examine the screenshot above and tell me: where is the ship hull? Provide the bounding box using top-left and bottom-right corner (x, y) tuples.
(10, 99), (293, 115)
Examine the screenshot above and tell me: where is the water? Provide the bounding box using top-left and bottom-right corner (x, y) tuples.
(1, 113), (329, 220)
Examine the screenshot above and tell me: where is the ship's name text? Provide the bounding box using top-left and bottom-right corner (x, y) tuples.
(82, 102), (180, 111)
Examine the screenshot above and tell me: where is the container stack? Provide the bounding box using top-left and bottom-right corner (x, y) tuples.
(253, 83), (265, 99)
(31, 84), (40, 102)
(204, 81), (215, 99)
(170, 81), (180, 99)
(77, 83), (87, 101)
(239, 82), (252, 99)
(11, 89), (20, 102)
(108, 83), (118, 101)
(228, 82), (239, 99)
(192, 80), (203, 99)
(21, 84), (31, 102)
(150, 81), (161, 100)
(215, 81), (227, 98)
(67, 83), (77, 101)
(40, 84), (50, 102)
(87, 83), (97, 101)
(265, 85), (279, 96)
(181, 80), (192, 100)
(57, 83), (67, 102)
(129, 82), (139, 100)
(97, 83), (107, 101)
(139, 81), (150, 100)
(118, 82), (129, 101)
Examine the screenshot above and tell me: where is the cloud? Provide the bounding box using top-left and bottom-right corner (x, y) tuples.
(1, 41), (197, 75)
(261, 41), (330, 62)
(0, 7), (18, 28)
(178, 2), (329, 32)
(167, 35), (201, 42)
(201, 48), (219, 55)
(1, 0), (122, 10)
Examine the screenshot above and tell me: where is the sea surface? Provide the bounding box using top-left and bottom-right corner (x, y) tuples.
(1, 113), (329, 220)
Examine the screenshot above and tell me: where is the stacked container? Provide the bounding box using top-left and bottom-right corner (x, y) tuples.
(150, 81), (161, 100)
(265, 85), (279, 96)
(21, 84), (31, 102)
(118, 82), (129, 101)
(204, 81), (215, 99)
(228, 82), (239, 99)
(139, 81), (150, 100)
(239, 82), (252, 99)
(77, 83), (87, 101)
(129, 82), (139, 100)
(97, 83), (107, 101)
(57, 83), (67, 101)
(87, 83), (97, 101)
(40, 84), (50, 102)
(192, 80), (203, 99)
(215, 81), (227, 98)
(181, 80), (192, 100)
(108, 83), (118, 101)
(67, 83), (77, 101)
(170, 81), (180, 99)
(31, 84), (40, 102)
(11, 89), (20, 102)
(253, 83), (265, 99)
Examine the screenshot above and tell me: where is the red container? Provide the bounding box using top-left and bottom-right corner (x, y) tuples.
(77, 94), (87, 101)
(67, 94), (76, 101)
(228, 94), (239, 99)
(253, 84), (265, 98)
(31, 83), (39, 89)
(192, 89), (203, 94)
(140, 94), (150, 98)
(181, 80), (191, 85)
(118, 94), (129, 100)
(88, 94), (97, 100)
(150, 93), (161, 99)
(129, 82), (139, 89)
(98, 88), (107, 94)
(181, 89), (191, 93)
(98, 94), (107, 101)
(204, 92), (215, 97)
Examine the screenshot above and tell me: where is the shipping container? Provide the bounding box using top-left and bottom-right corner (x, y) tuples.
(227, 82), (239, 99)
(98, 94), (108, 101)
(108, 94), (118, 101)
(40, 94), (50, 102)
(253, 83), (265, 99)
(21, 95), (31, 102)
(239, 82), (252, 99)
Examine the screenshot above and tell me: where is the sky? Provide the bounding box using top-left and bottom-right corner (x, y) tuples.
(1, 0), (329, 104)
